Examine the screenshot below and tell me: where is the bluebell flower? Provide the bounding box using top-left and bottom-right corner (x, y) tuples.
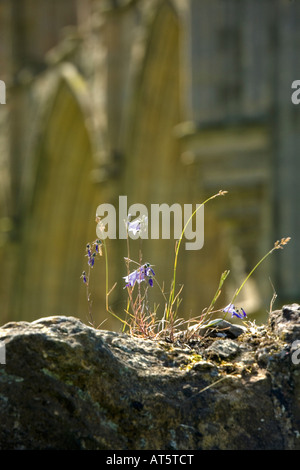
(81, 271), (87, 284)
(127, 219), (141, 235)
(88, 252), (96, 267)
(124, 263), (155, 288)
(95, 239), (102, 253)
(85, 240), (102, 267)
(86, 244), (92, 257)
(223, 303), (246, 319)
(127, 215), (148, 236)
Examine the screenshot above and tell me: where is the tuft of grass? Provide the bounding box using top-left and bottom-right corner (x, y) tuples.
(165, 190), (228, 336)
(81, 192), (291, 343)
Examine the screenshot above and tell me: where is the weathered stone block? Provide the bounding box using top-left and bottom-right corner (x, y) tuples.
(0, 306), (300, 450)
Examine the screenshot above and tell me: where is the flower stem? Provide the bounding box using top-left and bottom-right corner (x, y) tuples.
(231, 237), (291, 305)
(166, 190), (227, 321)
(102, 238), (129, 328)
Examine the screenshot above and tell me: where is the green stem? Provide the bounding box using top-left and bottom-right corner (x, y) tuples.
(166, 190), (227, 320)
(102, 239), (109, 312)
(206, 269), (230, 316)
(102, 238), (129, 328)
(231, 247), (275, 305)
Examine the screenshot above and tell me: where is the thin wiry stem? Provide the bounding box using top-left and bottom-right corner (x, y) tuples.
(166, 190), (228, 322)
(231, 237), (291, 305)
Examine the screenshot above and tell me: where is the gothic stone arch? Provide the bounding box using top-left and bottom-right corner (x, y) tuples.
(10, 64), (117, 327)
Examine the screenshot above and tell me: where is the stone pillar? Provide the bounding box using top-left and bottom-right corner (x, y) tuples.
(273, 0), (300, 301)
(174, 0), (276, 315)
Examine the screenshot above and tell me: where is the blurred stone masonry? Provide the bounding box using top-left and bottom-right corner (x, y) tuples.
(0, 304), (300, 450)
(1, 0), (300, 328)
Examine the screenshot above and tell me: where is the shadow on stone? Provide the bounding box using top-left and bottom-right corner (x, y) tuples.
(0, 305), (300, 450)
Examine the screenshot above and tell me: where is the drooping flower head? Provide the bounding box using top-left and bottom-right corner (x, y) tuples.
(124, 263), (155, 289)
(127, 219), (141, 236)
(85, 239), (102, 267)
(223, 303), (246, 319)
(127, 215), (148, 237)
(81, 239), (103, 285)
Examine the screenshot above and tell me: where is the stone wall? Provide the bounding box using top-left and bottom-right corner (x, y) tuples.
(0, 304), (300, 450)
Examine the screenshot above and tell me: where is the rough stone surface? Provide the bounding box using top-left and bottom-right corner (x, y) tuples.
(0, 306), (300, 450)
